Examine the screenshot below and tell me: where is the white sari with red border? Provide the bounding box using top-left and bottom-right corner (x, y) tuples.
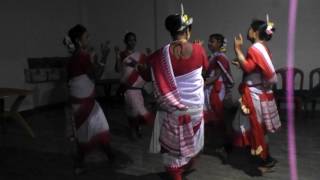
(120, 52), (152, 119)
(69, 74), (110, 151)
(233, 42), (281, 159)
(149, 44), (204, 168)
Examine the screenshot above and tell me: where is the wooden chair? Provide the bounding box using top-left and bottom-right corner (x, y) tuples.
(308, 68), (320, 115)
(273, 67), (305, 113)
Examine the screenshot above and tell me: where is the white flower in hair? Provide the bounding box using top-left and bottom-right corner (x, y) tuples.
(64, 35), (75, 52)
(220, 38), (227, 52)
(178, 2), (193, 31)
(266, 14), (274, 35)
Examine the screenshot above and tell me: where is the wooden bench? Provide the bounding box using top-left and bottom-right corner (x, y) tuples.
(0, 88), (35, 138)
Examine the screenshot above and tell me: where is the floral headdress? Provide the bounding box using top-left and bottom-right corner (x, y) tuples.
(265, 14), (275, 35)
(63, 35), (76, 53)
(177, 2), (193, 31)
(220, 38), (227, 52)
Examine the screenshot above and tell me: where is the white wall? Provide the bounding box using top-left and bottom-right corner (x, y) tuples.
(83, 0), (156, 79)
(1, 0), (319, 110)
(295, 0), (320, 89)
(0, 0), (81, 110)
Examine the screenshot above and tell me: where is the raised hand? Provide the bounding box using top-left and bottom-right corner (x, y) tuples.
(232, 58), (240, 68)
(193, 39), (204, 45)
(100, 41), (110, 63)
(90, 51), (98, 64)
(88, 47), (97, 61)
(234, 34), (243, 50)
(233, 34), (246, 65)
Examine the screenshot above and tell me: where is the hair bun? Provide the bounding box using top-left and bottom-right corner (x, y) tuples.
(165, 14), (182, 33)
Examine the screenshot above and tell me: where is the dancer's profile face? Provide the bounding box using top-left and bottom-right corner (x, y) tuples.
(78, 31), (90, 49)
(247, 27), (256, 43)
(208, 37), (220, 52)
(126, 35), (137, 50)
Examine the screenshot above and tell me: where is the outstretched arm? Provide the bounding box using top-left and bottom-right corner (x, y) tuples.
(114, 46), (121, 73)
(233, 34), (256, 73)
(88, 42), (110, 79)
(204, 69), (222, 85)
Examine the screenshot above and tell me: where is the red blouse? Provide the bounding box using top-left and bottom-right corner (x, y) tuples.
(67, 50), (93, 79)
(170, 43), (208, 76)
(241, 45), (272, 75)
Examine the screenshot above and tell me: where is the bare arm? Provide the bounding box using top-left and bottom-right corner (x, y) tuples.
(114, 46), (121, 73)
(205, 69), (222, 85)
(234, 34), (246, 64)
(87, 42), (110, 79)
(233, 34), (256, 72)
(87, 52), (105, 80)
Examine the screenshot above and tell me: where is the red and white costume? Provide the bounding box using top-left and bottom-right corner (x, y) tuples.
(119, 50), (133, 70)
(232, 42), (281, 159)
(204, 52), (233, 124)
(149, 43), (208, 169)
(120, 52), (154, 124)
(120, 49), (133, 62)
(68, 50), (110, 152)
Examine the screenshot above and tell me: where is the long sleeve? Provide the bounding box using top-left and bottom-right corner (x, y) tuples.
(240, 48), (257, 73)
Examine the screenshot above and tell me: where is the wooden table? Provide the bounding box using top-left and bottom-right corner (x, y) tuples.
(0, 88), (35, 138)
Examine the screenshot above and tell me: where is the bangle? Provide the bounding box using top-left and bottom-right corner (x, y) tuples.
(98, 62), (105, 66)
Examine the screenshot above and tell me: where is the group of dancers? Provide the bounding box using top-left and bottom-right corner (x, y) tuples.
(63, 3), (281, 180)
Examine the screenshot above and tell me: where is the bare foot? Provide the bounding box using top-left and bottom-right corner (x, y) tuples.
(258, 166), (275, 174)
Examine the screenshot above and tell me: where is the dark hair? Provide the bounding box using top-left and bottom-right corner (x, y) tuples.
(124, 32), (136, 44)
(68, 24), (87, 45)
(250, 20), (275, 41)
(209, 33), (225, 48)
(165, 14), (191, 38)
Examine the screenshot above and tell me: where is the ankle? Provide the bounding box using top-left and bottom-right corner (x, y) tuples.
(166, 167), (183, 180)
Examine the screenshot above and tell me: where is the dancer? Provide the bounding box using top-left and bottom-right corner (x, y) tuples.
(204, 34), (234, 123)
(232, 16), (281, 173)
(114, 32), (137, 73)
(64, 24), (114, 174)
(114, 32), (152, 72)
(203, 33), (234, 157)
(148, 4), (208, 180)
(120, 51), (155, 139)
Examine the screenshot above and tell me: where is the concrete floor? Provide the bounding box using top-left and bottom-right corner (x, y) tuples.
(0, 100), (319, 180)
